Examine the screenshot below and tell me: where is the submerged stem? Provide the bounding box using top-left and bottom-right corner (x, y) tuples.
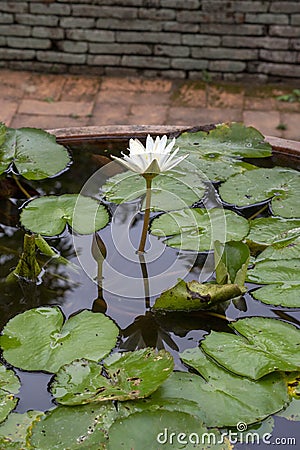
(12, 174), (31, 199)
(138, 174), (155, 254)
(248, 203), (269, 221)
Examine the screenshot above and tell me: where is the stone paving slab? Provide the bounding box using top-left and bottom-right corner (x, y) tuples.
(18, 99), (94, 117)
(0, 68), (299, 141)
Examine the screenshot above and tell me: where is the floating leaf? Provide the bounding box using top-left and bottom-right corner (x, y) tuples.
(102, 168), (205, 211)
(247, 259), (300, 284)
(51, 348), (173, 405)
(108, 410), (224, 450)
(255, 237), (300, 263)
(0, 410), (42, 449)
(219, 167), (300, 218)
(151, 208), (249, 251)
(0, 364), (20, 424)
(276, 399), (300, 422)
(0, 307), (119, 373)
(247, 217), (300, 249)
(214, 240), (250, 287)
(176, 123), (272, 158)
(153, 349), (288, 427)
(201, 317), (300, 380)
(20, 194), (109, 236)
(153, 279), (244, 312)
(0, 127), (70, 180)
(252, 283), (300, 308)
(29, 403), (118, 449)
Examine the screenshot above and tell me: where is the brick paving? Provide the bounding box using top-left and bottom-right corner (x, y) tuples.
(0, 69), (299, 140)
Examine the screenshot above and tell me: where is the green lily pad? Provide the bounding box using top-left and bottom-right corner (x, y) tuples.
(0, 307), (119, 373)
(20, 194), (109, 236)
(219, 167), (300, 218)
(153, 279), (244, 311)
(247, 259), (300, 284)
(252, 283), (300, 308)
(176, 123), (272, 158)
(153, 349), (289, 427)
(0, 364), (20, 424)
(51, 348), (174, 405)
(255, 237), (300, 263)
(102, 169), (206, 211)
(151, 208), (249, 251)
(0, 127), (70, 180)
(214, 240), (250, 287)
(29, 403), (118, 449)
(276, 398), (300, 422)
(201, 317), (300, 380)
(0, 410), (43, 449)
(108, 410), (223, 450)
(246, 217), (300, 250)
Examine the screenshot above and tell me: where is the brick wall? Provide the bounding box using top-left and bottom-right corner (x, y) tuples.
(0, 0), (299, 82)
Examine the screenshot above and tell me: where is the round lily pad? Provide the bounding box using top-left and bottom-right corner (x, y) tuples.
(151, 208), (249, 251)
(0, 307), (119, 373)
(247, 259), (300, 284)
(0, 127), (70, 180)
(102, 169), (206, 211)
(0, 364), (20, 424)
(219, 167), (300, 218)
(252, 284), (300, 308)
(51, 348), (174, 405)
(20, 194), (109, 236)
(246, 217), (300, 249)
(0, 410), (43, 448)
(176, 123), (272, 158)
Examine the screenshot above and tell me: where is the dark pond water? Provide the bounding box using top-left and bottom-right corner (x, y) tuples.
(0, 136), (299, 448)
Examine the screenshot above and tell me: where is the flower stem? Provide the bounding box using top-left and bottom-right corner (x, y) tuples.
(12, 174), (31, 199)
(138, 175), (154, 253)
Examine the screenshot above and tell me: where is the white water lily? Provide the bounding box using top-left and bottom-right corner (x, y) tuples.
(111, 134), (188, 174)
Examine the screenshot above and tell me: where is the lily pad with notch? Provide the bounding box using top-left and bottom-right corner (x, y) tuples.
(200, 317), (300, 380)
(51, 348), (174, 405)
(251, 283), (300, 308)
(20, 194), (109, 236)
(219, 167), (300, 219)
(0, 125), (70, 180)
(0, 307), (119, 373)
(246, 217), (300, 250)
(151, 208), (249, 251)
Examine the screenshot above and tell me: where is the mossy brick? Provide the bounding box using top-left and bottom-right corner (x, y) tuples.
(161, 0), (199, 8)
(30, 3), (70, 15)
(96, 18), (163, 31)
(0, 2), (28, 13)
(192, 47), (258, 60)
(164, 22), (199, 33)
(0, 13), (13, 24)
(200, 23), (265, 35)
(269, 26), (300, 38)
(222, 36), (289, 50)
(171, 58), (208, 70)
(32, 27), (64, 39)
(138, 8), (175, 20)
(154, 45), (190, 58)
(258, 62), (300, 78)
(116, 31), (181, 44)
(209, 60), (246, 72)
(36, 51), (86, 64)
(58, 41), (88, 54)
(87, 55), (121, 66)
(270, 2), (300, 13)
(182, 34), (221, 46)
(0, 25), (31, 37)
(15, 14), (59, 27)
(233, 1), (269, 12)
(0, 49), (35, 60)
(291, 15), (300, 26)
(7, 37), (52, 50)
(246, 13), (289, 25)
(89, 43), (152, 55)
(66, 29), (115, 42)
(260, 50), (297, 64)
(72, 5), (138, 19)
(121, 55), (170, 69)
(60, 17), (95, 29)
